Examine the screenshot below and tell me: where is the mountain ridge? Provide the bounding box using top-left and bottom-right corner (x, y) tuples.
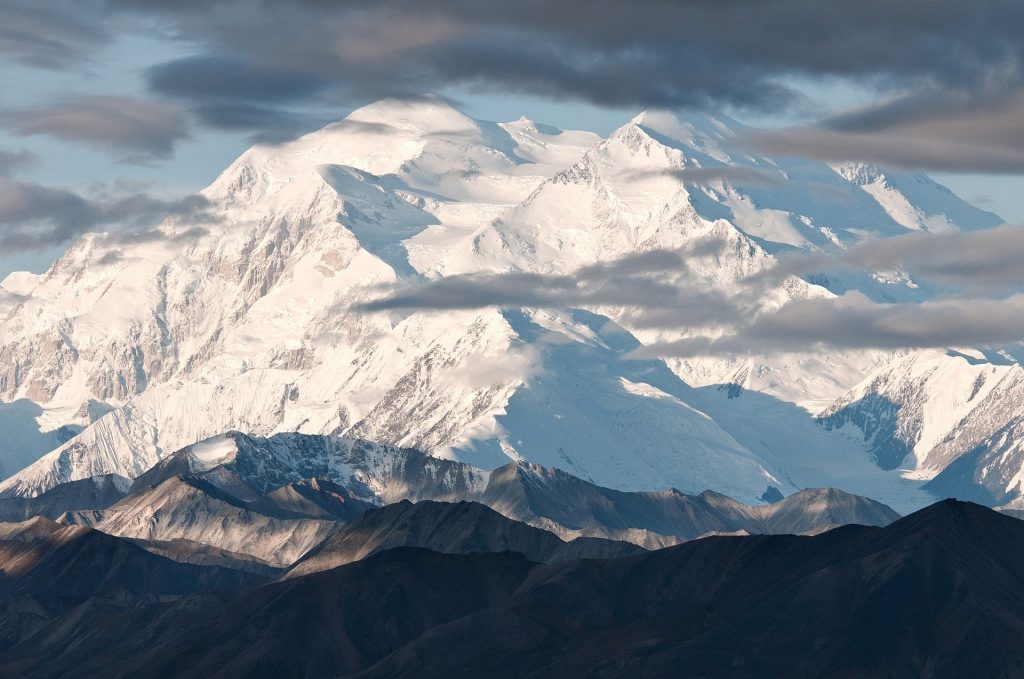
(0, 499), (1018, 678)
(33, 431), (903, 562)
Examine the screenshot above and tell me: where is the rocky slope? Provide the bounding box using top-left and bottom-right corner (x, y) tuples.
(481, 460), (900, 547)
(37, 431), (899, 561)
(0, 473), (128, 523)
(285, 499), (644, 578)
(820, 348), (1024, 507)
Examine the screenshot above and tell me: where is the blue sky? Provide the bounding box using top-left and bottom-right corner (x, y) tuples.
(0, 7), (1021, 279)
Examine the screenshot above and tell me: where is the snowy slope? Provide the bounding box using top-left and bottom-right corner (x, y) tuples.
(0, 97), (1011, 510)
(821, 349), (1024, 506)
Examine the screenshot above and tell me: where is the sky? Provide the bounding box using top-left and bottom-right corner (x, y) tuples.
(0, 0), (1022, 281)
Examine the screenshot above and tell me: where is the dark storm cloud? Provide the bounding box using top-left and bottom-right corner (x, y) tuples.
(0, 180), (215, 250)
(1, 96), (190, 161)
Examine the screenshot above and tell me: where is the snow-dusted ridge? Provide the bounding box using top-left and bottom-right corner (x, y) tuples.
(50, 430), (901, 562)
(0, 96), (1013, 511)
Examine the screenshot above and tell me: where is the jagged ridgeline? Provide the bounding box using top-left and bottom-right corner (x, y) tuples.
(6, 431), (899, 565)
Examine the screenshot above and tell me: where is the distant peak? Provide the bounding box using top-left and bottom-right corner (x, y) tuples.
(889, 498), (1010, 535)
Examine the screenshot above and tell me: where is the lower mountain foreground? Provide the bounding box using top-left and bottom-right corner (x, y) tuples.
(0, 499), (1022, 677)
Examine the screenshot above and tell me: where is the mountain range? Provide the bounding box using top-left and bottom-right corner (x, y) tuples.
(0, 497), (1018, 678)
(13, 431), (899, 564)
(2, 96), (1020, 515)
(0, 424), (925, 678)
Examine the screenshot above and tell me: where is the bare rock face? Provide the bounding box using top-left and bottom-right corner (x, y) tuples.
(54, 431), (491, 566)
(284, 499), (644, 578)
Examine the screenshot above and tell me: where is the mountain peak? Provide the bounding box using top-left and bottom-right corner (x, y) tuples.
(629, 109), (742, 141)
(340, 95), (478, 135)
(185, 432), (243, 472)
(898, 497), (1001, 528)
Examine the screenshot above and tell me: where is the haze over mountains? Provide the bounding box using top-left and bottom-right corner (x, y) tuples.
(0, 96), (1019, 518)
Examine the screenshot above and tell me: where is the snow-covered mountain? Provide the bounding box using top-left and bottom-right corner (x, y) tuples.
(821, 348), (1024, 507)
(0, 96), (1011, 511)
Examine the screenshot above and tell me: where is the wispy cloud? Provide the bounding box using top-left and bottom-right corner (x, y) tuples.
(0, 150), (38, 177)
(357, 224), (1024, 356)
(756, 224), (1024, 292)
(747, 91), (1024, 174)
(625, 166), (784, 188)
(358, 248), (749, 328)
(1, 96), (190, 161)
(636, 293), (1024, 357)
(0, 0), (110, 69)
(0, 179), (215, 250)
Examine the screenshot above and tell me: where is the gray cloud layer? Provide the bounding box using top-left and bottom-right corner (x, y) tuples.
(4, 1), (1024, 171)
(756, 224), (1024, 292)
(359, 224), (1024, 355)
(358, 249), (744, 328)
(749, 92), (1024, 174)
(638, 293), (1024, 357)
(146, 55), (328, 138)
(1, 96), (190, 161)
(0, 0), (109, 69)
(626, 167), (784, 188)
(122, 0), (1024, 106)
(0, 150), (38, 177)
(0, 179), (214, 250)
